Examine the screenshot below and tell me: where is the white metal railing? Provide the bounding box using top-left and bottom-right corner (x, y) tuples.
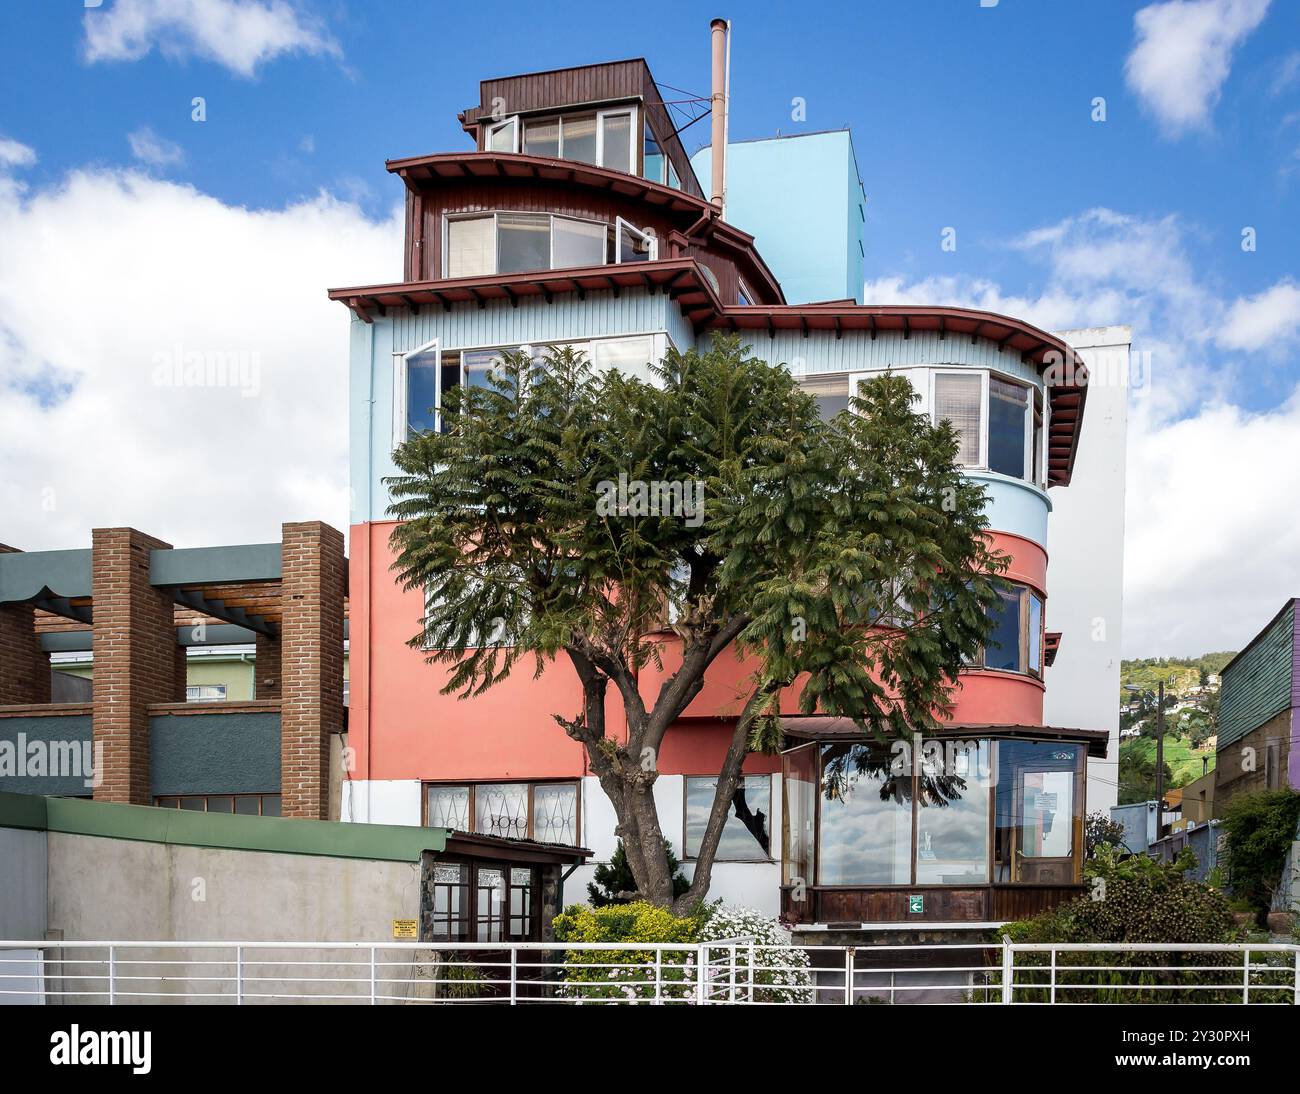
(0, 939), (1296, 1004)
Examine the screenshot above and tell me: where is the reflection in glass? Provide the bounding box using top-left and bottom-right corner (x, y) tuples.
(406, 349), (439, 436)
(684, 775), (770, 861)
(600, 111), (632, 171)
(989, 377), (1029, 478)
(497, 213), (550, 273)
(551, 217), (606, 269)
(994, 741), (1082, 882)
(782, 744), (816, 886)
(914, 740), (991, 884)
(817, 743), (912, 885)
(562, 114), (597, 164)
(985, 587), (1022, 672)
(523, 118), (559, 159)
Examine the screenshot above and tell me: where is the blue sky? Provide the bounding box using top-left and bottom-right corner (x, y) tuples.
(0, 0), (1298, 655)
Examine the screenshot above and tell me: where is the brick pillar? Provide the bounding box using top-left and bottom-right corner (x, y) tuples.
(279, 522), (344, 819)
(0, 545), (51, 705)
(91, 528), (178, 804)
(255, 631), (281, 700)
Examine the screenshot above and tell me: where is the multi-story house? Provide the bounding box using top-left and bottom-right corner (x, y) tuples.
(331, 31), (1112, 933)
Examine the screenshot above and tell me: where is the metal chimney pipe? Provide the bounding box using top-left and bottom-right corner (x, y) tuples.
(710, 18), (728, 212)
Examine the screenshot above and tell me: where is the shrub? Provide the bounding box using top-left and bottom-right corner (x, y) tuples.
(1085, 811), (1127, 856)
(999, 846), (1256, 1002)
(1220, 789), (1300, 917)
(552, 901), (702, 1003)
(586, 840), (689, 907)
(697, 904), (813, 1004)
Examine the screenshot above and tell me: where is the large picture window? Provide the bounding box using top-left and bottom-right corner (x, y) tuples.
(443, 212), (655, 278)
(684, 775), (772, 861)
(970, 582), (1045, 677)
(425, 781), (579, 846)
(518, 107), (639, 172)
(847, 367), (1047, 485)
(784, 737), (1082, 889)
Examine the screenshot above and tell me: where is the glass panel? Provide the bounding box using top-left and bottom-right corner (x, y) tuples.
(260, 795), (280, 817)
(180, 797), (206, 811)
(523, 118), (559, 158)
(782, 744), (816, 886)
(989, 376), (1029, 478)
(600, 111), (632, 171)
(475, 783), (530, 839)
(984, 587), (1023, 672)
(486, 117), (516, 152)
(617, 221), (655, 263)
(1032, 389), (1044, 484)
(643, 122), (664, 183)
(551, 217), (606, 269)
(592, 337), (656, 385)
(685, 775), (771, 861)
(497, 213), (550, 273)
(234, 796), (260, 815)
(1028, 592), (1043, 674)
(155, 797), (177, 808)
(994, 741), (1082, 882)
(561, 114), (597, 165)
(461, 349), (504, 392)
(817, 743), (912, 885)
(1021, 770), (1073, 858)
(932, 372), (982, 465)
(914, 740), (991, 884)
(445, 215), (494, 278)
(475, 866), (506, 941)
(405, 350), (439, 436)
(426, 785), (470, 830)
(430, 863), (468, 942)
(667, 160), (680, 190)
(532, 783), (578, 845)
(799, 374), (850, 420)
(206, 795), (233, 813)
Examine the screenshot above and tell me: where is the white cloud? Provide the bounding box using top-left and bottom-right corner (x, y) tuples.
(127, 126), (185, 168)
(864, 206), (1300, 655)
(0, 163), (401, 552)
(1217, 280), (1300, 350)
(83, 0), (341, 79)
(1125, 0), (1271, 136)
(0, 137), (36, 169)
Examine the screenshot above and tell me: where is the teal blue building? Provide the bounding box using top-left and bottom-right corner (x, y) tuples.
(691, 130), (866, 305)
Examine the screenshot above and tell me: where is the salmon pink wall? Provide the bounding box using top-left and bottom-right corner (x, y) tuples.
(350, 522), (1050, 781)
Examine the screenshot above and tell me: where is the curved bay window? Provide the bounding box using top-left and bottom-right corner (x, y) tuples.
(969, 582), (1045, 678)
(781, 736), (1085, 898)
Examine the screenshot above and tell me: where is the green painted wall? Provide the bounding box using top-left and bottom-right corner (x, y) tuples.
(150, 711), (280, 796)
(0, 714), (93, 796)
(1219, 602), (1295, 750)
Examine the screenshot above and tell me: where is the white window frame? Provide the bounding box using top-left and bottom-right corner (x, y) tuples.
(850, 365), (1048, 486)
(485, 115), (520, 153)
(394, 337), (441, 448)
(443, 211), (611, 278)
(596, 107), (637, 173)
(614, 217), (658, 262)
(932, 367), (988, 468)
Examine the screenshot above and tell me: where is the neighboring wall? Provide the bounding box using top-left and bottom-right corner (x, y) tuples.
(1044, 327), (1131, 815)
(1216, 600), (1297, 807)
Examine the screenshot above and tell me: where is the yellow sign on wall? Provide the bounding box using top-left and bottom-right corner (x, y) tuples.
(392, 919), (418, 940)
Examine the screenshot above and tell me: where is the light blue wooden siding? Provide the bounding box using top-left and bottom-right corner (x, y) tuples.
(722, 329), (1043, 386)
(969, 473), (1051, 547)
(1219, 602), (1296, 749)
(351, 289), (689, 523)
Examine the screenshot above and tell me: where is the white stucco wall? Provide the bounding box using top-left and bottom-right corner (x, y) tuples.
(1044, 326), (1132, 814)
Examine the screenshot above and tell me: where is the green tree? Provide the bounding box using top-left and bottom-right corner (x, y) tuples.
(387, 337), (1002, 912)
(588, 840), (689, 906)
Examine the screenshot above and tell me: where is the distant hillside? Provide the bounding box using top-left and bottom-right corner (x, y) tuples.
(1118, 652), (1237, 703)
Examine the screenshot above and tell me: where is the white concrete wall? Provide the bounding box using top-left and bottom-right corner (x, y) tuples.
(343, 773), (785, 915)
(1045, 327), (1132, 814)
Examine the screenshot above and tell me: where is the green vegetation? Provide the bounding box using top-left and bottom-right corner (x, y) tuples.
(1220, 790), (1300, 921)
(995, 847), (1281, 1003)
(587, 840), (689, 906)
(1118, 652), (1236, 704)
(1118, 735), (1214, 804)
